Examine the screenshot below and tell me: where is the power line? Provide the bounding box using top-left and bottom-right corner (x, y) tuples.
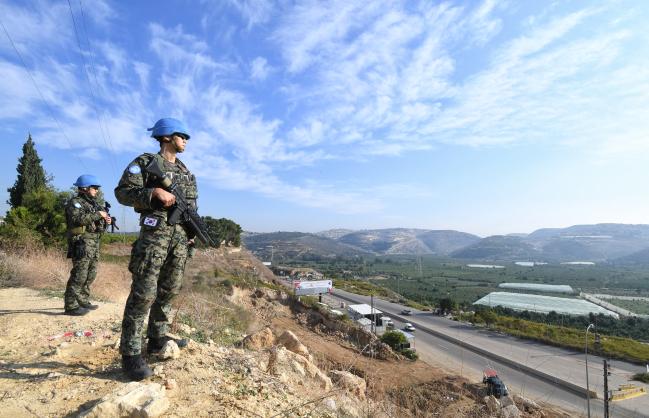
(0, 18), (88, 171)
(76, 0), (130, 231)
(66, 0), (118, 175)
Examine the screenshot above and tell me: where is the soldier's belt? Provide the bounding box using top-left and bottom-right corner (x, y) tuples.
(69, 226), (86, 235)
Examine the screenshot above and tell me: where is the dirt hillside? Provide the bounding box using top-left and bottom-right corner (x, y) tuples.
(0, 246), (573, 417)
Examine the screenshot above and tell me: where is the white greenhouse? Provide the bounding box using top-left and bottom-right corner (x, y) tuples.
(498, 283), (575, 294)
(474, 292), (619, 318)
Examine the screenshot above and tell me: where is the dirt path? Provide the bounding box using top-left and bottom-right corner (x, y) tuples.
(0, 288), (126, 417)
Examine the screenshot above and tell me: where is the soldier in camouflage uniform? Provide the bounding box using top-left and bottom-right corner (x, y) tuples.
(64, 174), (112, 316)
(115, 118), (197, 381)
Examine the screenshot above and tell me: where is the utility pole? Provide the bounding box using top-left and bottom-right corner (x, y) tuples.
(585, 323), (595, 418)
(370, 293), (375, 335)
(603, 360), (610, 418)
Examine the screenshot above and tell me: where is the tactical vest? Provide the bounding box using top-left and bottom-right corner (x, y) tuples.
(138, 153), (198, 218)
(67, 194), (105, 235)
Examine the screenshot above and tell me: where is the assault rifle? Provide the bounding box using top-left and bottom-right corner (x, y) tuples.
(104, 202), (119, 233)
(145, 158), (216, 247)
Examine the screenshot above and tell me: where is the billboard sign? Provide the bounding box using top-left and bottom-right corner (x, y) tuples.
(294, 280), (333, 296)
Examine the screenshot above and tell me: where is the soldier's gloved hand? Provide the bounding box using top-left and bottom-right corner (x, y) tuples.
(152, 188), (176, 207)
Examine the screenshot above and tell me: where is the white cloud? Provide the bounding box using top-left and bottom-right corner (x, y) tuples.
(77, 147), (102, 160)
(272, 1), (649, 162)
(0, 0), (71, 55)
(225, 0), (274, 29)
(465, 0), (502, 46)
(250, 56), (269, 80)
(2, 0), (648, 219)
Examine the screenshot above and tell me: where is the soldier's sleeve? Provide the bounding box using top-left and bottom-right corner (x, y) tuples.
(67, 198), (102, 227)
(187, 171), (198, 210)
(114, 156), (156, 210)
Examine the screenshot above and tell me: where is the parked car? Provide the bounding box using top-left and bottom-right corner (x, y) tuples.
(400, 309), (412, 315)
(386, 321), (395, 329)
(404, 323), (415, 332)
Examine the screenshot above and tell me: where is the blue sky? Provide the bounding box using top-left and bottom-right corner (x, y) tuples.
(1, 0), (648, 236)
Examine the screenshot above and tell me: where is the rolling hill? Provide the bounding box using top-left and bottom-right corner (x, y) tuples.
(244, 224), (649, 263)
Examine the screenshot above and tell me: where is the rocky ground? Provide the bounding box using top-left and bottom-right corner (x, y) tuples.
(0, 246), (574, 417)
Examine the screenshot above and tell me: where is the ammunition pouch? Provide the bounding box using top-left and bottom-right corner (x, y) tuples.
(69, 226), (86, 235)
(70, 238), (86, 259)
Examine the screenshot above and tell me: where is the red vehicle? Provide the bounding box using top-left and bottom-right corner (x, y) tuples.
(483, 368), (508, 398)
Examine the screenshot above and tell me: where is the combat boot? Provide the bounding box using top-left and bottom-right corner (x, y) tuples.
(147, 336), (189, 354)
(80, 302), (99, 310)
(64, 307), (90, 316)
(122, 354), (153, 381)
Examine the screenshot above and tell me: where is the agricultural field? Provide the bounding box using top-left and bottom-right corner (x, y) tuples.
(284, 254), (649, 307)
(605, 298), (649, 315)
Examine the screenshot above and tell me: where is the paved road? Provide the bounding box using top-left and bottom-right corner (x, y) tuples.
(322, 289), (649, 418)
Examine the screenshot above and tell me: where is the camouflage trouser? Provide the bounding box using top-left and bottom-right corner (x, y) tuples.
(120, 222), (189, 356)
(64, 234), (101, 310)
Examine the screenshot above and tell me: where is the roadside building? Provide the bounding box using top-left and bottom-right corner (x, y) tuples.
(348, 304), (382, 326)
(356, 317), (372, 331)
(395, 329), (415, 350)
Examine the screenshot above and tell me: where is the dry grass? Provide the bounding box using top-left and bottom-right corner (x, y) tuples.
(0, 246), (131, 303)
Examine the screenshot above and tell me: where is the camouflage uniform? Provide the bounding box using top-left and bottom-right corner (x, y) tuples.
(115, 153), (197, 356)
(64, 194), (106, 310)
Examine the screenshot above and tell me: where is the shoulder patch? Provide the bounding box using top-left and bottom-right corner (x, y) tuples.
(73, 202), (82, 208)
(128, 165), (141, 174)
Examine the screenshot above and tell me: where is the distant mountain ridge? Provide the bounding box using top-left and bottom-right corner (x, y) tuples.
(244, 224), (649, 263)
(244, 228), (481, 261)
(452, 223), (649, 262)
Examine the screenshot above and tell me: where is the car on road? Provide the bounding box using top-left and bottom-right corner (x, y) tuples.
(400, 309), (412, 315)
(404, 323), (415, 332)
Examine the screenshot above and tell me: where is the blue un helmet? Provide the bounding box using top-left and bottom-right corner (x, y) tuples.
(147, 118), (190, 140)
(74, 174), (102, 188)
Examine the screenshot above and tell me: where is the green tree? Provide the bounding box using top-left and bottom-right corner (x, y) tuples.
(380, 330), (408, 351)
(438, 297), (457, 314)
(7, 134), (49, 208)
(476, 309), (498, 328)
(1, 188), (70, 246)
(202, 216), (242, 247)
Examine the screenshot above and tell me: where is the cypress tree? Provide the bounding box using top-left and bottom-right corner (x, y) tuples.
(7, 134), (48, 208)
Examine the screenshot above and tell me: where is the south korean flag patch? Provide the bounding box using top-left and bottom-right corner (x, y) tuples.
(143, 216), (159, 227)
(73, 202), (82, 209)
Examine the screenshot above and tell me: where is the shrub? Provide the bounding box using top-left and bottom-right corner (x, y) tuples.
(381, 330), (407, 351)
(633, 373), (649, 383)
(401, 348), (419, 360)
(1, 188), (70, 248)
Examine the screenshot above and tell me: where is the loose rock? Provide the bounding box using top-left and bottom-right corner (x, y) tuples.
(513, 394), (540, 411)
(484, 395), (500, 413)
(160, 341), (180, 360)
(79, 382), (169, 418)
(164, 379), (177, 390)
(277, 330), (310, 360)
(241, 327), (276, 350)
(266, 346), (332, 391)
(501, 404), (521, 418)
(329, 370), (366, 399)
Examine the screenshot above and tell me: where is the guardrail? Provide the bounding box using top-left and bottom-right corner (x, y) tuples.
(333, 291), (598, 400)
